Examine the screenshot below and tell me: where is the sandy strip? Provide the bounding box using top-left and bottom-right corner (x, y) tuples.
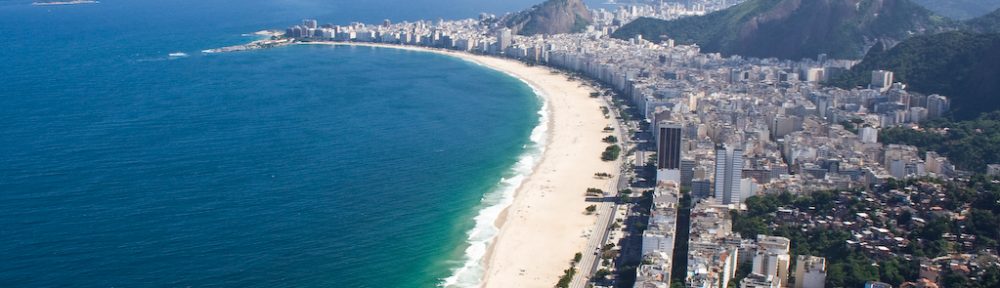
(297, 42), (615, 287)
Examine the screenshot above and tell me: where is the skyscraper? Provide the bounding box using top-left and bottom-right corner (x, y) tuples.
(927, 94), (950, 119)
(657, 121), (682, 170)
(303, 19), (318, 29)
(496, 28), (512, 54)
(657, 121), (682, 183)
(714, 144), (743, 205)
(871, 70), (893, 92)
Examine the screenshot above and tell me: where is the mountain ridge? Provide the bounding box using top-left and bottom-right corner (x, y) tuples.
(611, 0), (952, 60)
(966, 7), (1000, 32)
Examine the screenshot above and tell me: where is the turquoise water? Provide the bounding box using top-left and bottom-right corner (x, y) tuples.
(0, 0), (544, 287)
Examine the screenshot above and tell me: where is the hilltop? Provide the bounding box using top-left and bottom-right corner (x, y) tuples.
(611, 0), (952, 60)
(503, 0), (593, 35)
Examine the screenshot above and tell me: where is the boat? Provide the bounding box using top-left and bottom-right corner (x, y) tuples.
(168, 52), (189, 57)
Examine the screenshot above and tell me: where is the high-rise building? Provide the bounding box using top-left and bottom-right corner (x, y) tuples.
(714, 144), (743, 206)
(927, 94), (950, 119)
(302, 19), (318, 29)
(657, 121), (683, 183)
(871, 70), (893, 92)
(658, 122), (682, 170)
(794, 256), (827, 288)
(496, 28), (512, 54)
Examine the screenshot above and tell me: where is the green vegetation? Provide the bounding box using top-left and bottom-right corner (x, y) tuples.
(735, 183), (1000, 287)
(585, 205), (597, 214)
(601, 145), (621, 161)
(840, 119), (863, 134)
(586, 188), (604, 197)
(941, 266), (1000, 288)
(557, 252), (583, 288)
(602, 135), (617, 143)
(556, 267), (576, 288)
(879, 111), (1000, 171)
(735, 191), (913, 287)
(611, 0), (949, 59)
(594, 268), (612, 279)
(828, 32), (1000, 118)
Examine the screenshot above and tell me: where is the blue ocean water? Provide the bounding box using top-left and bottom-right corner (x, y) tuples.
(0, 0), (552, 287)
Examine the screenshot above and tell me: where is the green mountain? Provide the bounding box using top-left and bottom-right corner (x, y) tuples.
(503, 0), (593, 35)
(911, 0), (1000, 20)
(966, 7), (1000, 32)
(828, 32), (1000, 119)
(611, 0), (952, 60)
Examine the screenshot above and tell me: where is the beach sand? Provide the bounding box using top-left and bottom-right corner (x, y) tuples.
(298, 42), (616, 287)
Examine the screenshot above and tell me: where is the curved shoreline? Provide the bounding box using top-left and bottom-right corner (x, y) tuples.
(296, 42), (614, 287)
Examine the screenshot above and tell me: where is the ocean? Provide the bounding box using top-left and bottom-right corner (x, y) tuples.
(0, 0), (559, 287)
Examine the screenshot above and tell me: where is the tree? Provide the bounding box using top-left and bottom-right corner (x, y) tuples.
(601, 145), (621, 161)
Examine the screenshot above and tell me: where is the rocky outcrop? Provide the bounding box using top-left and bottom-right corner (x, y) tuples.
(503, 0), (593, 36)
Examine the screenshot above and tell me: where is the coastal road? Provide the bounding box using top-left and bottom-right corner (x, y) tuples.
(570, 90), (631, 288)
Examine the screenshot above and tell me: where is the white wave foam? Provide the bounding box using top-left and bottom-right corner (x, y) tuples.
(439, 79), (549, 288)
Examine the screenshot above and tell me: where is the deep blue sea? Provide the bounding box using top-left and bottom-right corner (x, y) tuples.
(0, 0), (597, 286)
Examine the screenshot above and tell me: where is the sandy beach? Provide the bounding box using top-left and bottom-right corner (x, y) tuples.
(299, 42), (616, 287)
